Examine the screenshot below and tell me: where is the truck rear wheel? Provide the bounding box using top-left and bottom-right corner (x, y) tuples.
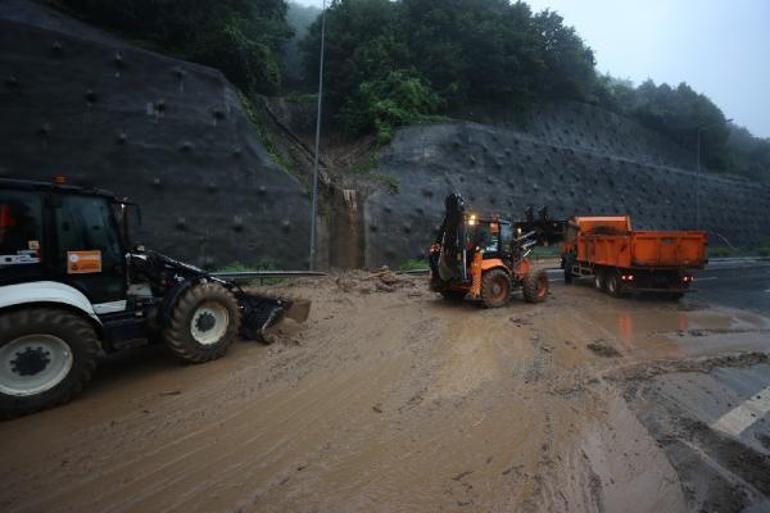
(481, 269), (511, 308)
(164, 282), (241, 363)
(594, 269), (606, 291)
(0, 308), (99, 418)
(606, 272), (625, 297)
(523, 270), (549, 303)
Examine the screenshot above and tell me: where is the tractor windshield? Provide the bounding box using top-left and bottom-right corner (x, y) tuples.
(0, 190), (43, 269)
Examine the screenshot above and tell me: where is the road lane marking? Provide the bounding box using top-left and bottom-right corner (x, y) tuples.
(696, 277), (718, 282)
(711, 386), (770, 437)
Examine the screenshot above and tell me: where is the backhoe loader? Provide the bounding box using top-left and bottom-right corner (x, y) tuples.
(429, 193), (565, 307)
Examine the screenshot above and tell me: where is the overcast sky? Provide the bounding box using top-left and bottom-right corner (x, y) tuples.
(292, 0), (770, 138)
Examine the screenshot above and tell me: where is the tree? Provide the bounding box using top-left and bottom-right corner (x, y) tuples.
(57, 0), (293, 94)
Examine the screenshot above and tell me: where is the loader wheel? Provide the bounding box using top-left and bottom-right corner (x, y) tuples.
(164, 282), (241, 363)
(523, 270), (549, 303)
(481, 269), (511, 308)
(0, 308), (99, 419)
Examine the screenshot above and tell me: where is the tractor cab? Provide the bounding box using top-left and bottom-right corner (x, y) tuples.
(0, 178), (130, 304)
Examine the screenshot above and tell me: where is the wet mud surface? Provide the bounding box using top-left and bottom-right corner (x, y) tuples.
(1, 273), (769, 512)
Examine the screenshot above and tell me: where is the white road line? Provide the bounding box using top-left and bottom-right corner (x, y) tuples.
(711, 386), (770, 437)
(695, 277), (718, 282)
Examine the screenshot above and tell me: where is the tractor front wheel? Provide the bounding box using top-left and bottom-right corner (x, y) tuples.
(523, 270), (549, 303)
(481, 269), (511, 308)
(164, 282), (241, 363)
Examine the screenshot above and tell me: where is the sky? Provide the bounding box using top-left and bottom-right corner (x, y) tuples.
(292, 0), (770, 138)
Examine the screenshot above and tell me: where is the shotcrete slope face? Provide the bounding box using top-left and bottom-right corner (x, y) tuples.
(366, 116), (770, 267)
(0, 1), (310, 269)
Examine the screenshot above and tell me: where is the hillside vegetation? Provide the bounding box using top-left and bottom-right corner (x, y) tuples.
(48, 0), (769, 181)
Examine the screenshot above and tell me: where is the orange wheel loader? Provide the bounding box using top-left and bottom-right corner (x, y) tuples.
(428, 193), (565, 308)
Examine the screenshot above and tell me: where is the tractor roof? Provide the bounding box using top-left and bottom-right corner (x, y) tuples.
(0, 177), (120, 201)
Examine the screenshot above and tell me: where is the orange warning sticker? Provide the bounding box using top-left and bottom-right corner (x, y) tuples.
(67, 250), (102, 274)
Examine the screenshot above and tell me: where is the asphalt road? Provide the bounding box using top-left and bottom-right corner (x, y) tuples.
(694, 261), (770, 315)
(545, 259), (770, 315)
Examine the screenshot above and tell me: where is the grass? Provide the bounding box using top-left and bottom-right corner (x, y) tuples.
(237, 91), (297, 179)
(216, 261), (283, 285)
(346, 150), (400, 194)
(397, 258), (428, 272)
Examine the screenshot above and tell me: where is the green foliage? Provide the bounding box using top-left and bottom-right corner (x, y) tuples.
(397, 258), (427, 271)
(599, 75), (768, 180)
(725, 126), (770, 182)
(55, 0), (292, 95)
(371, 173), (400, 194)
(238, 92), (295, 176)
(341, 70), (443, 144)
(301, 0), (597, 139)
(217, 261), (283, 285)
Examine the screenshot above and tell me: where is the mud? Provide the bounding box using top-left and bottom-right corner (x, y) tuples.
(1, 275), (768, 512)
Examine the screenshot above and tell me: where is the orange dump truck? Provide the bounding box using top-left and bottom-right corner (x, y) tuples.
(560, 216), (707, 298)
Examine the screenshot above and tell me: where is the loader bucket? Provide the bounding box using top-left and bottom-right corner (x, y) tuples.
(283, 298), (311, 323)
(238, 293), (310, 341)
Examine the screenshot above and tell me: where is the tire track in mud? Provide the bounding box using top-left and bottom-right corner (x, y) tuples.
(8, 291), (438, 513)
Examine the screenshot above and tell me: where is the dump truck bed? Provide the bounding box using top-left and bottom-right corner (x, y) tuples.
(577, 230), (707, 269)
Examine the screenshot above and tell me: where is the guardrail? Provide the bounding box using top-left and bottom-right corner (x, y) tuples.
(213, 270), (326, 284)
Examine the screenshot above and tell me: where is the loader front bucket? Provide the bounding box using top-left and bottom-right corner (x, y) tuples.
(238, 293), (310, 341)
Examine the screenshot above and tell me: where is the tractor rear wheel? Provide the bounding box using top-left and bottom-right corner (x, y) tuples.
(523, 270), (549, 303)
(481, 269), (511, 308)
(0, 307), (99, 418)
(164, 282), (241, 363)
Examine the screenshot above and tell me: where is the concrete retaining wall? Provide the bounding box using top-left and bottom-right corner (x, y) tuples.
(365, 120), (770, 267)
(0, 1), (311, 269)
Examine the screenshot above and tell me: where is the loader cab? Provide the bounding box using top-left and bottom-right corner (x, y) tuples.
(0, 179), (129, 305)
(465, 214), (514, 259)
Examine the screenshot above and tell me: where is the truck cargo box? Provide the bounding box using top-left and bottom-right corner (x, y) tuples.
(577, 230), (708, 269)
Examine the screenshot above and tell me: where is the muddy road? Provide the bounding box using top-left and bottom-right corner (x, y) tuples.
(1, 265), (769, 513)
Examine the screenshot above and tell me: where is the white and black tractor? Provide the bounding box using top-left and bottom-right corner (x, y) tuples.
(0, 178), (307, 418)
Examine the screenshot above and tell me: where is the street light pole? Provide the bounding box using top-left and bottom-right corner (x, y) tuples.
(308, 0), (327, 270)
